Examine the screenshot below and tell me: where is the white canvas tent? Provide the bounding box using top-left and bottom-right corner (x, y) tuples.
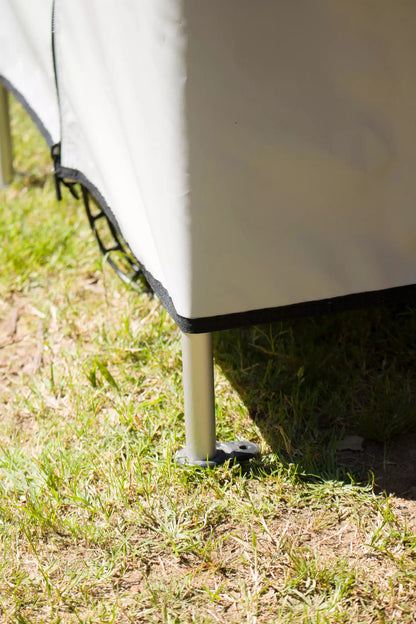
(2, 0), (416, 464)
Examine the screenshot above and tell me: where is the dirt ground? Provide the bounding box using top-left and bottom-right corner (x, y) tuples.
(337, 433), (416, 501)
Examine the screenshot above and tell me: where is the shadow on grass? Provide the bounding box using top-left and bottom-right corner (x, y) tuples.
(214, 304), (416, 499)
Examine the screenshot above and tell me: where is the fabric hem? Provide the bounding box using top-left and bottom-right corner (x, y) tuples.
(0, 75), (54, 147)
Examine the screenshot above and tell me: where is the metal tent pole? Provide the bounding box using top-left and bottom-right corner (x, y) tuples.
(0, 84), (13, 187)
(179, 331), (217, 462)
(176, 331), (260, 467)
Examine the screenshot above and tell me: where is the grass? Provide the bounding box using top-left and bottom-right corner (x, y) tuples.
(1, 96), (416, 622)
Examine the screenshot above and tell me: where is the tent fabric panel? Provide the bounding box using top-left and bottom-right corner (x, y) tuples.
(53, 0), (192, 315)
(3, 0), (416, 333)
(55, 0), (416, 324)
(0, 0), (59, 146)
(183, 0), (416, 318)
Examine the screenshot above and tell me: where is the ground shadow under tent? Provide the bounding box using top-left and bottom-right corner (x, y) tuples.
(213, 303), (416, 499)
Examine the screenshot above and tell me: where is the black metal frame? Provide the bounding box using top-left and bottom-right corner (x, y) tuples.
(81, 185), (143, 290)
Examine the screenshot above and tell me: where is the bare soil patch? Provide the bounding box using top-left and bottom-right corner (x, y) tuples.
(337, 432), (416, 499)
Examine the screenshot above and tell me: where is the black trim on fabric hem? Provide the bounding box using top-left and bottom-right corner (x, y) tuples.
(182, 285), (416, 333)
(0, 75), (54, 147)
(59, 168), (416, 334)
(58, 166), (123, 237)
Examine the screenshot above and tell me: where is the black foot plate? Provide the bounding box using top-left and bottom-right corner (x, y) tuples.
(176, 440), (260, 468)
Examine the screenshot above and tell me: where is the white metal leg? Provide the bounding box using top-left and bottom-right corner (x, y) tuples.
(0, 83), (13, 187)
(179, 332), (217, 462)
(176, 331), (260, 467)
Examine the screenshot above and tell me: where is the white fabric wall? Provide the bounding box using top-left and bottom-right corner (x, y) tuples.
(54, 0), (416, 321)
(183, 0), (416, 318)
(54, 0), (191, 315)
(3, 1), (416, 327)
(0, 0), (59, 145)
